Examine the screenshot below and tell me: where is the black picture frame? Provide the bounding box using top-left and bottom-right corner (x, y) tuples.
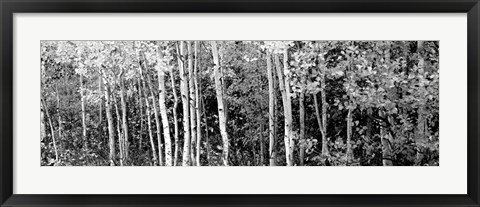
(1, 0), (479, 206)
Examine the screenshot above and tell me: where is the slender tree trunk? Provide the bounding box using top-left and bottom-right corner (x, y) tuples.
(260, 122), (265, 166)
(138, 58), (159, 166)
(314, 93), (326, 152)
(252, 137), (256, 165)
(142, 76), (158, 166)
(365, 107), (373, 159)
(346, 107), (353, 165)
(80, 75), (87, 149)
(178, 41), (191, 166)
(41, 97), (58, 164)
(99, 77), (104, 141)
(146, 72), (163, 166)
(103, 83), (116, 166)
(120, 78), (129, 162)
(202, 96), (210, 165)
(145, 95), (158, 166)
(320, 68), (329, 156)
(380, 111), (393, 166)
(55, 83), (62, 148)
(211, 41), (229, 166)
(299, 91), (305, 166)
(170, 67), (180, 166)
(188, 41), (197, 165)
(267, 51), (277, 166)
(113, 95), (124, 166)
(139, 50), (164, 166)
(283, 49), (294, 165)
(274, 52), (293, 166)
(194, 41), (202, 166)
(221, 67), (228, 129)
(41, 103), (46, 142)
(157, 48), (173, 166)
(273, 64), (279, 166)
(137, 78), (144, 151)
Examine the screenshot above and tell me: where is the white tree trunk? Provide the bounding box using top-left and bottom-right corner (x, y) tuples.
(113, 94), (124, 166)
(120, 78), (129, 162)
(274, 52), (293, 166)
(140, 63), (158, 166)
(178, 41), (191, 166)
(283, 49), (294, 165)
(157, 48), (173, 166)
(80, 75), (87, 149)
(188, 41), (197, 165)
(104, 83), (116, 166)
(267, 51), (277, 166)
(194, 41), (202, 166)
(147, 72), (163, 166)
(170, 69), (180, 166)
(211, 41), (229, 166)
(137, 78), (144, 151)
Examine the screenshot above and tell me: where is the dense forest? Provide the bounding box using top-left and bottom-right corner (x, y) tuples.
(40, 41), (439, 166)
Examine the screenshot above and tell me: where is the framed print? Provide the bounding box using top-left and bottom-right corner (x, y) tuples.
(1, 0), (479, 206)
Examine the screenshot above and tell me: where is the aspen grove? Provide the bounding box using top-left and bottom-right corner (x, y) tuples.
(40, 41), (439, 166)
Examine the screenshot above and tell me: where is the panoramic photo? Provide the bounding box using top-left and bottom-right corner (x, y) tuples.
(40, 41), (439, 166)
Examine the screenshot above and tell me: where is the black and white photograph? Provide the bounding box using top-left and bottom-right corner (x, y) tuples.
(40, 40), (439, 166)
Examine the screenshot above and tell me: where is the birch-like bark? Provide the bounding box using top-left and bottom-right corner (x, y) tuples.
(267, 51), (277, 166)
(194, 41), (202, 166)
(55, 83), (62, 148)
(140, 50), (164, 166)
(274, 54), (288, 166)
(178, 41), (191, 166)
(320, 67), (329, 156)
(188, 41), (197, 165)
(140, 54), (160, 165)
(144, 71), (163, 166)
(274, 52), (293, 166)
(140, 61), (158, 166)
(157, 47), (173, 166)
(202, 96), (210, 165)
(41, 103), (46, 141)
(170, 67), (180, 166)
(120, 78), (129, 162)
(99, 77), (104, 139)
(113, 94), (124, 166)
(80, 75), (87, 149)
(283, 49), (294, 165)
(137, 78), (144, 150)
(299, 91), (305, 166)
(211, 41), (229, 166)
(103, 83), (116, 166)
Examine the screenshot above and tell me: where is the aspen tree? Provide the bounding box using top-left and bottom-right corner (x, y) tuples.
(194, 41), (202, 166)
(188, 41), (197, 165)
(266, 51), (277, 166)
(178, 41), (191, 166)
(211, 41), (229, 166)
(274, 48), (293, 166)
(156, 45), (173, 166)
